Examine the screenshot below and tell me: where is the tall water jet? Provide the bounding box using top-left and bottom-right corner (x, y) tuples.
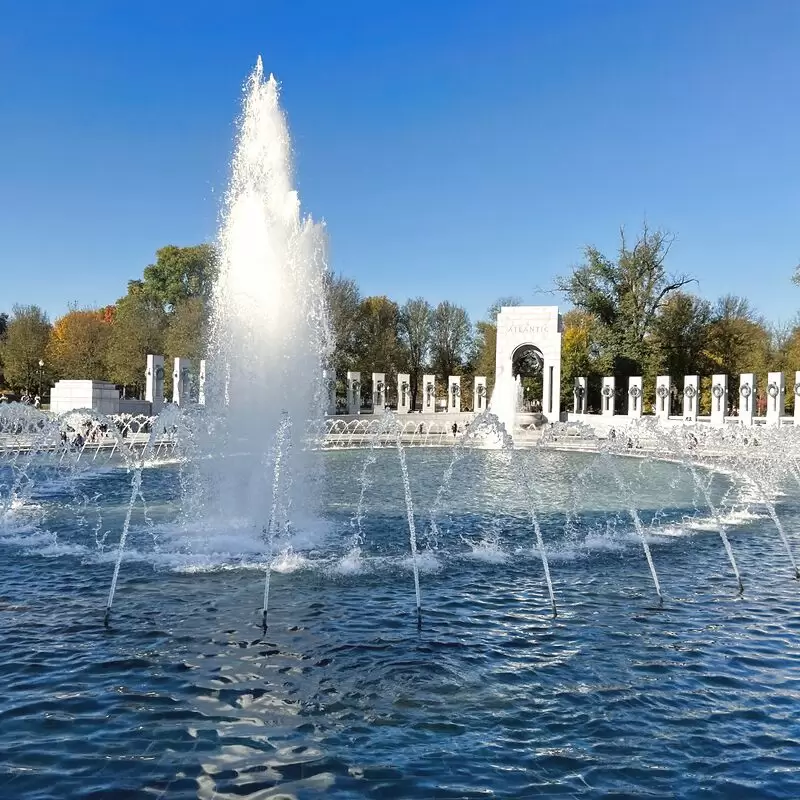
(197, 58), (331, 538)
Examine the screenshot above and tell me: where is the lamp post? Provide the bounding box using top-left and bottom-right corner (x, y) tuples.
(37, 359), (44, 399)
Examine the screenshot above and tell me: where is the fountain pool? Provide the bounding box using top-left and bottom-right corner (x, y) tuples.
(1, 445), (800, 798)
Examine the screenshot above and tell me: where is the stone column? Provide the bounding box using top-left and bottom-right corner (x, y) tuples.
(198, 359), (206, 406)
(739, 373), (755, 426)
(145, 354), (165, 414)
(346, 371), (361, 415)
(601, 376), (615, 417)
(323, 369), (336, 415)
(573, 377), (587, 414)
(655, 375), (671, 420)
(372, 372), (385, 414)
(794, 372), (800, 426)
(627, 376), (643, 417)
(473, 376), (487, 412)
(766, 371), (785, 426)
(172, 357), (190, 406)
(683, 375), (699, 422)
(448, 376), (461, 413)
(710, 374), (728, 426)
(422, 374), (436, 412)
(397, 373), (411, 413)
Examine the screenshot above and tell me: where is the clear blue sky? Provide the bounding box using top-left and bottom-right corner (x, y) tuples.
(1, 0), (799, 326)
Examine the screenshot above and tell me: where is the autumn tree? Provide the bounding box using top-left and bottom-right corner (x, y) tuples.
(47, 307), (112, 381)
(0, 305), (51, 391)
(559, 309), (599, 407)
(471, 297), (523, 395)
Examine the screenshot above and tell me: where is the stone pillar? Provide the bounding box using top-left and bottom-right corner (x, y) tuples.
(627, 376), (643, 417)
(683, 375), (699, 422)
(172, 357), (190, 406)
(145, 354), (165, 414)
(397, 373), (411, 413)
(323, 369), (336, 415)
(766, 371), (785, 426)
(710, 374), (728, 426)
(422, 374), (436, 412)
(655, 375), (671, 420)
(473, 376), (487, 412)
(794, 372), (800, 426)
(198, 359), (206, 406)
(573, 377), (587, 414)
(371, 372), (386, 414)
(346, 371), (361, 415)
(601, 376), (615, 417)
(739, 373), (755, 426)
(448, 376), (461, 413)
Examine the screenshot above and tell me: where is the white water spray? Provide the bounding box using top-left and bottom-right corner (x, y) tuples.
(198, 57), (331, 538)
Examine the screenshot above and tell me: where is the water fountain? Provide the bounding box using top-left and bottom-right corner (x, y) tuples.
(2, 58), (800, 799)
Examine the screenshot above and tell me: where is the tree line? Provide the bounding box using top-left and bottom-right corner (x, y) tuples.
(0, 245), (215, 399)
(1, 224), (798, 414)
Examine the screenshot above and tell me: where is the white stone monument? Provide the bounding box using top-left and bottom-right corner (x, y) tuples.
(346, 371), (361, 415)
(145, 354), (165, 414)
(627, 376), (643, 417)
(494, 306), (562, 432)
(422, 374), (436, 412)
(601, 376), (616, 417)
(739, 373), (755, 426)
(448, 376), (461, 413)
(794, 372), (800, 426)
(573, 377), (587, 414)
(323, 369), (336, 415)
(372, 372), (386, 414)
(655, 375), (671, 420)
(397, 373), (411, 413)
(50, 380), (120, 416)
(766, 371), (785, 426)
(683, 375), (699, 422)
(198, 359), (206, 406)
(473, 376), (487, 412)
(172, 357), (191, 406)
(710, 374), (728, 426)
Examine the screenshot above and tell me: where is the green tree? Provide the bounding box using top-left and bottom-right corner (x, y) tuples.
(398, 298), (433, 409)
(651, 292), (713, 379)
(142, 244), (218, 312)
(355, 296), (406, 405)
(324, 273), (362, 380)
(0, 305), (51, 391)
(106, 283), (167, 397)
(431, 301), (472, 378)
(165, 297), (206, 362)
(555, 224), (694, 376)
(705, 295), (770, 379)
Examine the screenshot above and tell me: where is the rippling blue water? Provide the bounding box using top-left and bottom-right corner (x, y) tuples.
(1, 448), (799, 799)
